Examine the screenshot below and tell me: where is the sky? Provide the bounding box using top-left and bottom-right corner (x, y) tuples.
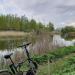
(0, 0), (75, 28)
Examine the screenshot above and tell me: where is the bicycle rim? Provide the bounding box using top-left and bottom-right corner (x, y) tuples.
(0, 70), (12, 75)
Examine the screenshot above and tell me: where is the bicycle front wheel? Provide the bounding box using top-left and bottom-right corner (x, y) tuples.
(0, 70), (12, 75)
(26, 70), (35, 75)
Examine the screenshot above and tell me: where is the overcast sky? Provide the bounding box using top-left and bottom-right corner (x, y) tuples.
(0, 0), (75, 28)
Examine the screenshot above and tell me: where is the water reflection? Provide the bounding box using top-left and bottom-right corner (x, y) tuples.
(53, 35), (75, 47)
(0, 38), (26, 50)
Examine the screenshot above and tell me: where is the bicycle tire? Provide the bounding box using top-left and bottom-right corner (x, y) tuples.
(0, 70), (12, 75)
(26, 70), (35, 75)
(16, 71), (23, 75)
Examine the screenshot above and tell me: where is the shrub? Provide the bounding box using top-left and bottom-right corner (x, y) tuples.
(33, 46), (75, 64)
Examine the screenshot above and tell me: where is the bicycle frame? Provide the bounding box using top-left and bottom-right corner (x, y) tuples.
(19, 42), (38, 74)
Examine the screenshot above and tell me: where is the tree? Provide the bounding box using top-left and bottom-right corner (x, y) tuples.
(0, 14), (55, 32)
(61, 26), (75, 33)
(61, 26), (75, 36)
(29, 19), (37, 32)
(47, 22), (54, 31)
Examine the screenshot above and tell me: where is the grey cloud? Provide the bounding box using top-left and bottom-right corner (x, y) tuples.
(56, 4), (75, 24)
(1, 0), (75, 28)
(57, 5), (75, 14)
(15, 0), (60, 13)
(29, 0), (75, 28)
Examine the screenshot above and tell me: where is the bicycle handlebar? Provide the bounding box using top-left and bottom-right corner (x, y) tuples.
(18, 42), (31, 48)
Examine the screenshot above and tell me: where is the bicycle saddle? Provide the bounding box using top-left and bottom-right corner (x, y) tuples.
(4, 53), (13, 59)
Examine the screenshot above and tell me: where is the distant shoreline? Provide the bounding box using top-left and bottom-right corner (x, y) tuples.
(0, 31), (28, 37)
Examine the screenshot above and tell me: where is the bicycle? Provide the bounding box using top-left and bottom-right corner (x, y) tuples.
(18, 42), (38, 75)
(0, 42), (38, 75)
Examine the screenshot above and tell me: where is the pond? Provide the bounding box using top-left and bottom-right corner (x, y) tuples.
(0, 34), (75, 55)
(0, 34), (75, 69)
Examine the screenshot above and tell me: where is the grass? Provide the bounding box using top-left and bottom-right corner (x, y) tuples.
(33, 46), (75, 64)
(20, 46), (75, 75)
(33, 46), (75, 75)
(37, 53), (75, 75)
(1, 46), (75, 75)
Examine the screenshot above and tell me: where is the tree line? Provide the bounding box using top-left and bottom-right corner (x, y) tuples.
(0, 14), (54, 32)
(61, 26), (75, 36)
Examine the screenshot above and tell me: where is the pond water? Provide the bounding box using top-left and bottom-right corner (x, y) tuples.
(0, 34), (75, 69)
(53, 35), (75, 47)
(0, 35), (75, 56)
